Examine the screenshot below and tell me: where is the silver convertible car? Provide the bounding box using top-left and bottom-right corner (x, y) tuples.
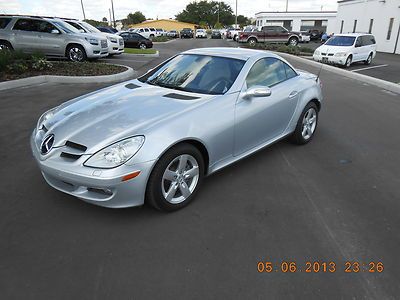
(31, 47), (322, 211)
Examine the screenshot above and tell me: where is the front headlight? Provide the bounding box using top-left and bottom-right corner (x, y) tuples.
(84, 136), (145, 169)
(36, 107), (58, 132)
(335, 52), (347, 57)
(85, 37), (99, 45)
(108, 37), (117, 43)
(314, 50), (320, 56)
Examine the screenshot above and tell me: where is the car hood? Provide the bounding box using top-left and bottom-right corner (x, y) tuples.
(44, 82), (214, 154)
(316, 44), (351, 53)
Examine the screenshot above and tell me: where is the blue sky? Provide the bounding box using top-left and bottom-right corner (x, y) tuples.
(1, 0), (338, 21)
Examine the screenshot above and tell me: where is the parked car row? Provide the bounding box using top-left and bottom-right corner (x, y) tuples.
(118, 31), (153, 49)
(0, 15), (120, 62)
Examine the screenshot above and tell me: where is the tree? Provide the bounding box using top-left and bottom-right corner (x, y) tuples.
(83, 19), (108, 27)
(102, 17), (108, 22)
(126, 11), (146, 25)
(176, 1), (234, 27)
(237, 15), (251, 28)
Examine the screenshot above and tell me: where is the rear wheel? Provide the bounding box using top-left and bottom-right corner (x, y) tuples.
(364, 53), (372, 65)
(0, 41), (13, 51)
(146, 143), (205, 212)
(139, 43), (147, 50)
(66, 45), (86, 62)
(290, 102), (319, 145)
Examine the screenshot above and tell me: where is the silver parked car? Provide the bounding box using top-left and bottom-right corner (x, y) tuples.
(31, 48), (322, 211)
(0, 15), (108, 61)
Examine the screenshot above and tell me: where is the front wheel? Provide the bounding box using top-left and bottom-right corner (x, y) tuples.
(139, 43), (147, 50)
(0, 41), (13, 51)
(248, 38), (257, 47)
(66, 45), (87, 62)
(290, 102), (319, 145)
(146, 143), (205, 211)
(288, 37), (299, 46)
(344, 55), (352, 68)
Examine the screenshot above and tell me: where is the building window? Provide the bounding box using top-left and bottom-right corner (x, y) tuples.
(368, 19), (373, 34)
(353, 20), (357, 33)
(340, 20), (344, 33)
(387, 18), (394, 40)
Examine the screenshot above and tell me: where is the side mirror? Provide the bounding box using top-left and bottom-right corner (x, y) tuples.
(243, 86), (272, 99)
(51, 29), (60, 34)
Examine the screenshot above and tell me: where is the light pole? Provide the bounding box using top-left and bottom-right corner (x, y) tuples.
(109, 8), (112, 26)
(235, 0), (237, 29)
(111, 0), (116, 28)
(285, 0), (289, 12)
(80, 0), (86, 20)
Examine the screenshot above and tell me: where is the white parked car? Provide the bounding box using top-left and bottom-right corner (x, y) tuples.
(299, 31), (310, 43)
(313, 33), (377, 68)
(156, 28), (167, 37)
(130, 27), (156, 39)
(195, 29), (207, 38)
(64, 19), (124, 56)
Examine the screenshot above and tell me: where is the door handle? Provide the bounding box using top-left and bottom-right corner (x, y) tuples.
(289, 91), (298, 98)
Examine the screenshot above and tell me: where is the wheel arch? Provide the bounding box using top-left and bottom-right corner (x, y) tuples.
(0, 39), (13, 49)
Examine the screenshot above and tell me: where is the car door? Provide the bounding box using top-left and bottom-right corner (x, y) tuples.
(36, 20), (63, 56)
(277, 26), (290, 42)
(262, 26), (276, 42)
(11, 18), (40, 52)
(353, 37), (363, 62)
(234, 58), (299, 156)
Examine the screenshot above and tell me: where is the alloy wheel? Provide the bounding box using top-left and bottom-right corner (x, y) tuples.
(346, 56), (352, 67)
(0, 43), (11, 51)
(161, 154), (200, 204)
(301, 108), (317, 140)
(140, 43), (147, 50)
(69, 47), (84, 62)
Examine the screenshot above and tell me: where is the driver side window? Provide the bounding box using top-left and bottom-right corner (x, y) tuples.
(246, 58), (287, 89)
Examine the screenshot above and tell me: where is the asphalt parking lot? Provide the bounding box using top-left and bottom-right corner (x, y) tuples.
(1, 38), (400, 299)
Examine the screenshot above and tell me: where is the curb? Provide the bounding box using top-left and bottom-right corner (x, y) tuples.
(124, 51), (159, 57)
(0, 65), (135, 91)
(276, 52), (400, 95)
(152, 39), (176, 44)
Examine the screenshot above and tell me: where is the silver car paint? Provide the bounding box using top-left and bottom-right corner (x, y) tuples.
(31, 48), (322, 208)
(0, 16), (108, 59)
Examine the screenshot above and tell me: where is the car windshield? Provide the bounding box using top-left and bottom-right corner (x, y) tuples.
(80, 22), (101, 33)
(139, 54), (245, 95)
(325, 36), (356, 46)
(52, 20), (80, 33)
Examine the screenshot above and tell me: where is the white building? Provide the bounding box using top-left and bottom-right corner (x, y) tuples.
(336, 0), (400, 54)
(255, 11), (337, 33)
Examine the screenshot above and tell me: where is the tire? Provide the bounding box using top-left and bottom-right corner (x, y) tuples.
(146, 143), (205, 212)
(0, 40), (13, 51)
(288, 37), (299, 46)
(364, 53), (372, 65)
(139, 43), (147, 50)
(290, 102), (319, 145)
(149, 34), (154, 39)
(248, 37), (257, 47)
(344, 55), (352, 68)
(66, 44), (87, 62)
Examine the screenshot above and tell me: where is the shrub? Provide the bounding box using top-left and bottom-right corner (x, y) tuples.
(152, 36), (171, 42)
(7, 60), (28, 74)
(32, 57), (53, 71)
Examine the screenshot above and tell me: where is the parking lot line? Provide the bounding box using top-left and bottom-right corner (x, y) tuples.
(351, 64), (388, 72)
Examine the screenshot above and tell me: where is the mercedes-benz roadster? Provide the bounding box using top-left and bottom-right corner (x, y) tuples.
(31, 47), (322, 211)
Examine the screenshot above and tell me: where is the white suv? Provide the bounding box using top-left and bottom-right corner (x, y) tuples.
(64, 19), (124, 56)
(313, 33), (377, 68)
(131, 27), (156, 39)
(195, 29), (207, 38)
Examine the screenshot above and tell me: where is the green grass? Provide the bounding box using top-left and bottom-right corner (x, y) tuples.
(124, 48), (157, 55)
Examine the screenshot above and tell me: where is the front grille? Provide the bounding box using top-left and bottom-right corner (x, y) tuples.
(321, 53), (327, 56)
(101, 40), (108, 48)
(328, 53), (334, 56)
(65, 141), (87, 152)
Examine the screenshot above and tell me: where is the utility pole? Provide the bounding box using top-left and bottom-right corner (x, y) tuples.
(111, 0), (116, 28)
(235, 0), (238, 29)
(217, 1), (220, 24)
(109, 8), (112, 26)
(285, 0), (288, 12)
(80, 0), (86, 20)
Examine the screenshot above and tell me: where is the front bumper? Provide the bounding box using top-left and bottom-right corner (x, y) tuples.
(31, 131), (155, 208)
(85, 44), (109, 58)
(108, 40), (124, 55)
(313, 54), (346, 66)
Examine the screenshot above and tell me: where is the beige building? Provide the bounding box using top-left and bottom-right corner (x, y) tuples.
(129, 19), (197, 31)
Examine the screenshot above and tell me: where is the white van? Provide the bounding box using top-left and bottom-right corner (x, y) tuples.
(313, 33), (377, 68)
